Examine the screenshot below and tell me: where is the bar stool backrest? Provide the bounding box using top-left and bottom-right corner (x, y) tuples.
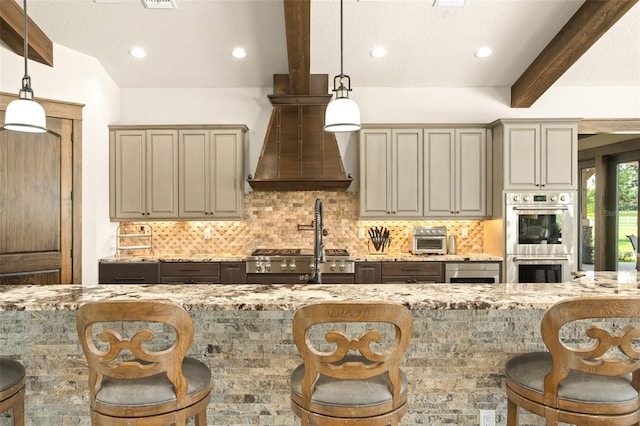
(292, 301), (412, 410)
(541, 296), (640, 404)
(76, 300), (194, 407)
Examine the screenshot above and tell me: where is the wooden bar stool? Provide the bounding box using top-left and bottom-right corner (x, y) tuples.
(291, 301), (412, 425)
(0, 358), (25, 426)
(76, 300), (211, 425)
(505, 296), (640, 425)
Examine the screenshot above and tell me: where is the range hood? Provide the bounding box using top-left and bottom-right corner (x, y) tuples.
(247, 0), (353, 191)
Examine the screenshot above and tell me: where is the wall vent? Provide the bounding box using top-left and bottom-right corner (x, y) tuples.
(141, 0), (177, 9)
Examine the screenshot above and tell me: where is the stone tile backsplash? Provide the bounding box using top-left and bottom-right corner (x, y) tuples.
(120, 191), (484, 257)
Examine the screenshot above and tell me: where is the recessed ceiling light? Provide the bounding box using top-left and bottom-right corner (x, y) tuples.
(433, 0), (466, 7)
(140, 0), (177, 9)
(232, 47), (247, 59)
(129, 47), (146, 59)
(474, 47), (492, 58)
(369, 46), (387, 58)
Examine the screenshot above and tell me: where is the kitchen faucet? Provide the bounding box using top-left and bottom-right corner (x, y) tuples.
(308, 198), (326, 284)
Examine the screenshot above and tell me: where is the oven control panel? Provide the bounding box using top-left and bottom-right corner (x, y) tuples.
(506, 192), (573, 205)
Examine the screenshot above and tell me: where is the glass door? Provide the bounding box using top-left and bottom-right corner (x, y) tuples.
(617, 161), (638, 270)
(579, 164), (596, 271)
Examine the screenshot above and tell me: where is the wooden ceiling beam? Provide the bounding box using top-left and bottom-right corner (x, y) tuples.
(0, 0), (53, 67)
(283, 0), (310, 94)
(511, 0), (637, 108)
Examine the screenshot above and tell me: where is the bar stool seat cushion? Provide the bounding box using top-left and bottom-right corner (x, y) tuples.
(96, 357), (211, 407)
(291, 356), (408, 408)
(0, 359), (25, 393)
(506, 351), (637, 405)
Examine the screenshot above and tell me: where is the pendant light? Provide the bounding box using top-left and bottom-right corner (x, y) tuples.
(324, 0), (361, 133)
(3, 0), (47, 133)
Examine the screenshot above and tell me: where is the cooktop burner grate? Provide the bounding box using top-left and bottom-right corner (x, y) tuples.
(324, 249), (349, 256)
(250, 248), (350, 257)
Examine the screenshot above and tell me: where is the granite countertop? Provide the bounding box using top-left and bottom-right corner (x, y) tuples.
(100, 254), (247, 263)
(101, 253), (503, 263)
(1, 271), (637, 312)
(355, 253), (503, 262)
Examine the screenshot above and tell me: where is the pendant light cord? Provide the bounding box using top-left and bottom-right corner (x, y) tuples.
(339, 0), (344, 77)
(22, 0), (29, 80)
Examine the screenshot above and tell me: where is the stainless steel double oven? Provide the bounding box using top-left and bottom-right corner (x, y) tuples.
(505, 191), (576, 283)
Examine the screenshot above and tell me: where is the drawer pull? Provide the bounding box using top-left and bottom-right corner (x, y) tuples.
(401, 268), (426, 272)
(179, 269), (200, 272)
(114, 276), (145, 281)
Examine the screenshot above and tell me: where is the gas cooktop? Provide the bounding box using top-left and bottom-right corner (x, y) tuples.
(250, 248), (350, 257)
(246, 248), (354, 274)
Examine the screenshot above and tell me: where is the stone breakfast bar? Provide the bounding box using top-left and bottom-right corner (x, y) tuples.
(1, 272), (639, 426)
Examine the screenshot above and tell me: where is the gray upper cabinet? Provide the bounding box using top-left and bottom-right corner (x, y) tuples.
(179, 128), (244, 219)
(424, 128), (488, 217)
(495, 120), (577, 190)
(110, 125), (246, 221)
(359, 126), (490, 219)
(359, 128), (423, 218)
(110, 129), (179, 220)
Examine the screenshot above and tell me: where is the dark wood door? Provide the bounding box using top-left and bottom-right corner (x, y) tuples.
(0, 115), (73, 284)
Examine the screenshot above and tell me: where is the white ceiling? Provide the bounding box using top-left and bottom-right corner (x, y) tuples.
(22, 0), (640, 91)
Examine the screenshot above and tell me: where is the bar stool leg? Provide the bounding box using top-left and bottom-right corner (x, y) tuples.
(506, 397), (518, 426)
(12, 387), (25, 426)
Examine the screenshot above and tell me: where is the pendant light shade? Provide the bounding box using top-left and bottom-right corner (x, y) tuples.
(324, 0), (361, 133)
(324, 96), (361, 133)
(3, 0), (47, 134)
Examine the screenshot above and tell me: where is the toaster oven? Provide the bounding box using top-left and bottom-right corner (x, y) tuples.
(412, 226), (447, 255)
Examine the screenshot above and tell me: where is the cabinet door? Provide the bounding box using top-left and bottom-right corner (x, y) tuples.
(146, 130), (179, 218)
(111, 129), (178, 219)
(392, 129), (423, 217)
(359, 129), (392, 217)
(113, 130), (146, 218)
(456, 129), (487, 216)
(424, 129), (455, 216)
(180, 130), (209, 218)
(540, 123), (577, 189)
(355, 262), (381, 284)
(503, 123), (540, 189)
(180, 128), (244, 219)
(221, 262), (246, 284)
(210, 130), (244, 218)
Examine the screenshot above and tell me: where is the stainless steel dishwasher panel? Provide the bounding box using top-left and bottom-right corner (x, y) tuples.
(445, 262), (501, 283)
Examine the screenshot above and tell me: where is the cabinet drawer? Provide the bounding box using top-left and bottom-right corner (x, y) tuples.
(99, 262), (160, 284)
(381, 262), (442, 276)
(160, 262), (220, 277)
(160, 276), (221, 284)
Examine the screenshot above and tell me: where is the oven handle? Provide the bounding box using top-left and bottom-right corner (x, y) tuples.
(512, 256), (570, 262)
(512, 206), (569, 211)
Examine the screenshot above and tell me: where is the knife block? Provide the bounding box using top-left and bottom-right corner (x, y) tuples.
(367, 235), (391, 254)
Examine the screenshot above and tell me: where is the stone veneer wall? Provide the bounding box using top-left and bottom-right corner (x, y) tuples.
(0, 308), (555, 426)
(117, 191), (485, 257)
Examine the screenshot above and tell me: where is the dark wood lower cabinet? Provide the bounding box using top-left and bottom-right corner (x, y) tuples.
(100, 261), (247, 284)
(99, 262), (160, 284)
(160, 262), (221, 284)
(221, 262), (246, 284)
(381, 262), (443, 283)
(355, 262), (381, 284)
